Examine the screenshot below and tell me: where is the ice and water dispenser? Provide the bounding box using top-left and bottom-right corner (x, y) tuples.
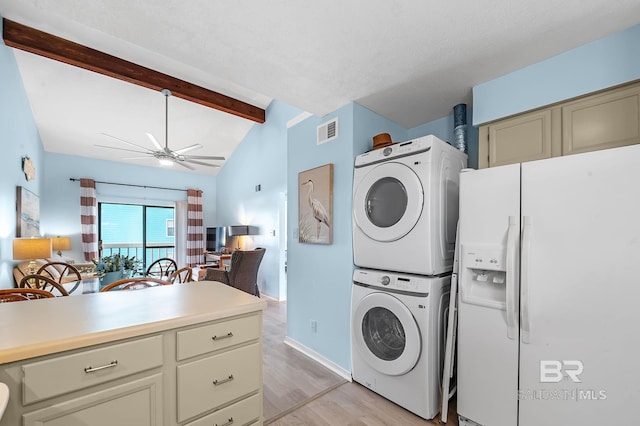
(460, 245), (508, 310)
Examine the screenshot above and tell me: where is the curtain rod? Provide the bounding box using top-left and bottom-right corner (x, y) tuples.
(69, 178), (193, 193)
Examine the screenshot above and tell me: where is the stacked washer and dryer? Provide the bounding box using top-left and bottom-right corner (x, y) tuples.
(351, 134), (466, 420)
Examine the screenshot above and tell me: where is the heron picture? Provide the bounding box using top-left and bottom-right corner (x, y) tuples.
(298, 164), (333, 244)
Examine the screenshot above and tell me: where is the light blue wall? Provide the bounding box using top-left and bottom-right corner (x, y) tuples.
(0, 18), (45, 288)
(215, 100), (303, 299)
(42, 152), (216, 262)
(287, 103), (355, 370)
(474, 23), (640, 125)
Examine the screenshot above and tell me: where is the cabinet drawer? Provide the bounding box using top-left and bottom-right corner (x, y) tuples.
(177, 343), (261, 422)
(23, 335), (163, 404)
(177, 314), (260, 361)
(22, 374), (163, 426)
(184, 393), (261, 426)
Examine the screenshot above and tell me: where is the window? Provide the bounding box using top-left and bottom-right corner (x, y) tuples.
(99, 203), (175, 270)
(166, 219), (175, 237)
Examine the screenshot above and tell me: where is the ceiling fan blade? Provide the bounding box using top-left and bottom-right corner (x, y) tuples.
(145, 132), (164, 151)
(174, 144), (202, 154)
(174, 160), (195, 170)
(101, 133), (153, 152)
(182, 154), (226, 160)
(182, 159), (221, 168)
(122, 156), (154, 160)
(94, 144), (151, 154)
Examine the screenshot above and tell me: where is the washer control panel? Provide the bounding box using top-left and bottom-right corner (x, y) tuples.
(354, 268), (432, 294)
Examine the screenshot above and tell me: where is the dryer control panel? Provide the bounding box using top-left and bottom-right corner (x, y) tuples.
(355, 134), (441, 167)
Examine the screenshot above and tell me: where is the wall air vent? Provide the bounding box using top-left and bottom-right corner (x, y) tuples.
(317, 118), (339, 145)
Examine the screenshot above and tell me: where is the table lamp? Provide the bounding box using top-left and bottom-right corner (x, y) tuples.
(13, 237), (52, 275)
(51, 236), (71, 257)
(229, 225), (250, 250)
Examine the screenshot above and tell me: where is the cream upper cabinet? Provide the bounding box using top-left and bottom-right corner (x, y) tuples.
(562, 83), (640, 155)
(479, 81), (640, 168)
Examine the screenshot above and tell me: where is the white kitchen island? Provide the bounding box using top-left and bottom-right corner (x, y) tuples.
(0, 281), (267, 426)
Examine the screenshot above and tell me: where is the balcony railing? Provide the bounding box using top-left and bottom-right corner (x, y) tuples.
(102, 242), (175, 269)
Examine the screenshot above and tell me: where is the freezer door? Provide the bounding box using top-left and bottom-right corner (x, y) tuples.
(519, 144), (640, 425)
(457, 164), (520, 426)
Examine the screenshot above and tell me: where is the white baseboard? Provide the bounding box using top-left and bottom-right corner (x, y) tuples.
(283, 336), (352, 382)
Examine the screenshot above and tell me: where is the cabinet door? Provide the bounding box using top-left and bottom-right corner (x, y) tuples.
(480, 109), (561, 168)
(22, 374), (163, 426)
(562, 83), (640, 155)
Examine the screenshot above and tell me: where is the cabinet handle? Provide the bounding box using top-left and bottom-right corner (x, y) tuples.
(212, 332), (233, 341)
(212, 374), (234, 386)
(84, 360), (118, 373)
(216, 417), (234, 426)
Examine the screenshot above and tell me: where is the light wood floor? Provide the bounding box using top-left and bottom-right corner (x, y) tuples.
(262, 299), (458, 425)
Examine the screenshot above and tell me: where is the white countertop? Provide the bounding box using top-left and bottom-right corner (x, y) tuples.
(0, 281), (267, 364)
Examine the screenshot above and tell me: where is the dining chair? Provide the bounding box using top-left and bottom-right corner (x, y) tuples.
(0, 288), (55, 302)
(145, 258), (178, 279)
(19, 274), (70, 296)
(204, 248), (265, 296)
(169, 267), (193, 283)
(99, 277), (172, 292)
(36, 261), (81, 283)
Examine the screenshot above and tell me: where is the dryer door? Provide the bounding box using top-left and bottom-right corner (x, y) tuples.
(353, 162), (423, 242)
(352, 291), (421, 376)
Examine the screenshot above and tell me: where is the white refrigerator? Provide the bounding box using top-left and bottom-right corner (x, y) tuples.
(456, 144), (640, 426)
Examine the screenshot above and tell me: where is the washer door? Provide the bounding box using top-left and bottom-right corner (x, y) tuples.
(352, 292), (421, 376)
(353, 162), (424, 242)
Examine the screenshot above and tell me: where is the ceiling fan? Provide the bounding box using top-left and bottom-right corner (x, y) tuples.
(95, 89), (225, 170)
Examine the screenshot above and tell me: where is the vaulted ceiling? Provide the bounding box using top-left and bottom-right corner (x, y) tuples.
(1, 1), (639, 175)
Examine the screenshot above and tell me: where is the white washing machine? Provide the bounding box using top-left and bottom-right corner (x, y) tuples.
(351, 268), (450, 420)
(352, 134), (467, 275)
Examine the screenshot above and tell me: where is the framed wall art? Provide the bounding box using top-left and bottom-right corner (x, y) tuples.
(16, 186), (40, 237)
(298, 164), (333, 244)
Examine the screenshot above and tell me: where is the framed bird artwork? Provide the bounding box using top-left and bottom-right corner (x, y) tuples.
(298, 164), (333, 244)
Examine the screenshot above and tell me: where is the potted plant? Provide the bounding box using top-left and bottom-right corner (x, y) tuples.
(123, 255), (142, 277)
(93, 253), (139, 286)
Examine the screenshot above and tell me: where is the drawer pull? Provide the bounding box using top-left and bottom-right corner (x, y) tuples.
(212, 332), (233, 341)
(84, 360), (118, 373)
(216, 417), (234, 426)
(212, 374), (234, 386)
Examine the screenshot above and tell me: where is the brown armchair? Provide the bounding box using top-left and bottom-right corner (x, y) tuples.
(204, 248), (265, 296)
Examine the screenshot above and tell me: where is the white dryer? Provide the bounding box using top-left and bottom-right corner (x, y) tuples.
(351, 268), (450, 420)
(353, 135), (467, 275)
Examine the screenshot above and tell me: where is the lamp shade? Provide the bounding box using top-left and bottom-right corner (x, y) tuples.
(228, 225), (250, 237)
(13, 238), (52, 260)
(51, 236), (71, 251)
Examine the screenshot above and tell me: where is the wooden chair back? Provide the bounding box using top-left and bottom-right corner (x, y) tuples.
(99, 277), (172, 292)
(0, 288), (55, 302)
(19, 274), (70, 296)
(145, 258), (178, 279)
(169, 267), (193, 283)
(37, 262), (81, 283)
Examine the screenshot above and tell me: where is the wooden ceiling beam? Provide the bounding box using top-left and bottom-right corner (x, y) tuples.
(2, 18), (265, 123)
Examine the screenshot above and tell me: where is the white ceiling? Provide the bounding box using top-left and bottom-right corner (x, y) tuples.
(1, 1), (639, 175)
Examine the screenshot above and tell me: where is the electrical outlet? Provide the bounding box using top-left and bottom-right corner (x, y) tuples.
(311, 320), (317, 333)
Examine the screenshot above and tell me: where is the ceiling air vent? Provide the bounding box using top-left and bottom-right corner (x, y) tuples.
(317, 118), (339, 145)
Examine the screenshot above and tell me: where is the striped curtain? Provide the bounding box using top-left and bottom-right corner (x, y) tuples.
(186, 189), (204, 267)
(80, 178), (99, 261)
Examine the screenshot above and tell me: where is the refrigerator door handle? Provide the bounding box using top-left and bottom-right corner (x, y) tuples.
(521, 216), (533, 344)
(506, 216), (519, 340)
